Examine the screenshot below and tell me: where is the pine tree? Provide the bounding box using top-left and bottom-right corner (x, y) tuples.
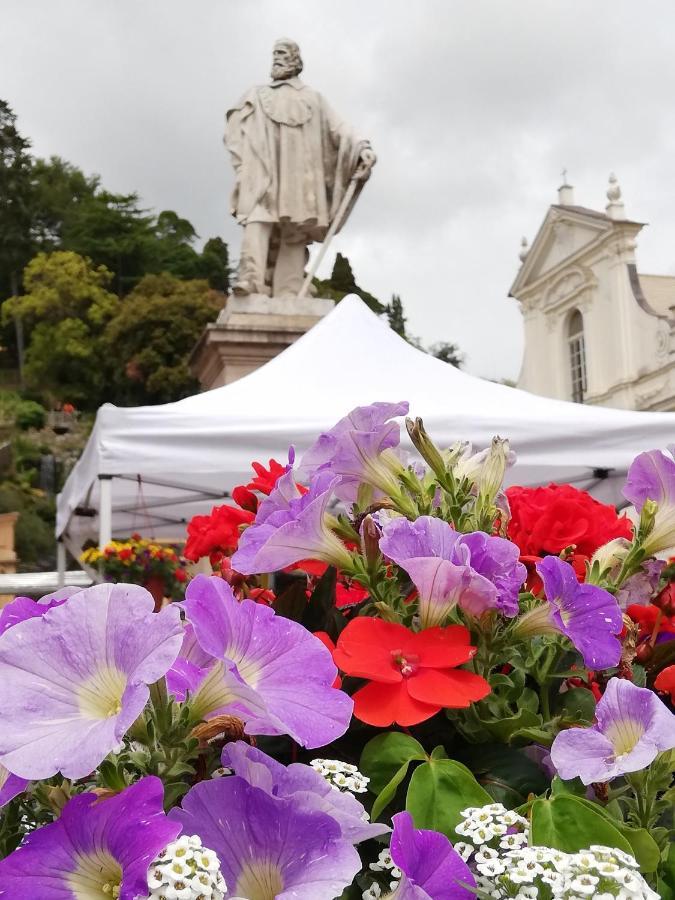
(386, 294), (407, 337)
(0, 100), (34, 298)
(330, 252), (357, 292)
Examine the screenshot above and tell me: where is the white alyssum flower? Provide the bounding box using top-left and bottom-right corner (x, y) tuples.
(310, 758), (370, 793)
(474, 844), (658, 900)
(146, 835), (226, 900)
(369, 847), (402, 879)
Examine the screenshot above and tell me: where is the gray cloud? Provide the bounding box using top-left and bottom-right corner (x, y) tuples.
(2, 0), (674, 381)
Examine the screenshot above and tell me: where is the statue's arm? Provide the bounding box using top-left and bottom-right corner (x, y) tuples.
(321, 94), (376, 177)
(224, 107), (245, 175)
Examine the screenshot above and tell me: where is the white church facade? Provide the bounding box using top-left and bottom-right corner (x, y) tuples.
(510, 177), (675, 411)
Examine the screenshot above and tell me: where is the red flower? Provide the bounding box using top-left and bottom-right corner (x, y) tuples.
(245, 459), (288, 496)
(520, 552), (587, 595)
(654, 665), (675, 702)
(627, 603), (675, 640)
(335, 581), (370, 608)
(506, 484), (633, 558)
(184, 505), (254, 562)
(290, 559), (330, 577)
(232, 485), (258, 513)
(333, 617), (490, 726)
(248, 587), (275, 606)
(174, 567), (187, 583)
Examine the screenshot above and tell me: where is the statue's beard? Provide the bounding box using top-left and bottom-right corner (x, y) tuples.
(271, 61), (297, 80)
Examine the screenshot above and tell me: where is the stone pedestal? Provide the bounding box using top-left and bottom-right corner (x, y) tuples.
(189, 294), (334, 390)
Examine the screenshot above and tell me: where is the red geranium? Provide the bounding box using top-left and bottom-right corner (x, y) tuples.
(335, 581), (370, 608)
(231, 485), (258, 513)
(506, 483), (632, 558)
(520, 551), (588, 595)
(627, 603), (675, 640)
(245, 458), (287, 496)
(654, 665), (675, 702)
(333, 617), (490, 726)
(184, 504), (254, 562)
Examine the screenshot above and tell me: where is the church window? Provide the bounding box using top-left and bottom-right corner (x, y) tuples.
(567, 309), (587, 403)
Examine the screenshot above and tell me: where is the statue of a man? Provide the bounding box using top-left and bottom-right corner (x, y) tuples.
(224, 39), (376, 298)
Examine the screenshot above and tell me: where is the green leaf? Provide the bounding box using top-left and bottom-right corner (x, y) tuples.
(554, 687), (596, 722)
(406, 758), (492, 839)
(468, 745), (549, 807)
(570, 796), (661, 872)
(360, 732), (426, 795)
(531, 796), (633, 856)
(300, 566), (350, 640)
(273, 580), (308, 622)
(657, 841), (675, 900)
(371, 760), (414, 820)
(550, 775), (586, 797)
(479, 707), (542, 743)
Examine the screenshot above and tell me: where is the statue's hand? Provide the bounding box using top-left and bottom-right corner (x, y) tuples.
(355, 148), (377, 180)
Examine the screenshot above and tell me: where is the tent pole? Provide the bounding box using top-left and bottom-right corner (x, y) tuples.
(56, 539), (66, 588)
(98, 475), (113, 549)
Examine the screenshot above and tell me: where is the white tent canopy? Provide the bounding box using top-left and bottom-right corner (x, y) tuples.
(57, 295), (675, 553)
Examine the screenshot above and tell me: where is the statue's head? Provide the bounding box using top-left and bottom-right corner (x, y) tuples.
(271, 39), (303, 80)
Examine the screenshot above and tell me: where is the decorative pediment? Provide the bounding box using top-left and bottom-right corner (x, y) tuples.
(510, 207), (613, 299)
(544, 266), (596, 310)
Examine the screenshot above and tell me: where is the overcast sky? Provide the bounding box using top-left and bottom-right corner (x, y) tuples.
(3, 0), (675, 380)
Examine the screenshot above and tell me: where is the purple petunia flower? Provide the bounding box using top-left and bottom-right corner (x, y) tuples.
(379, 516), (526, 627)
(0, 587), (82, 637)
(0, 583), (183, 780)
(173, 575), (353, 748)
(389, 811), (476, 899)
(514, 556), (622, 670)
(551, 677), (675, 784)
(298, 401), (410, 503)
(0, 763), (28, 809)
(615, 559), (666, 609)
(221, 741), (388, 844)
(623, 446), (675, 555)
(231, 468), (353, 575)
(171, 776), (361, 900)
(0, 776), (180, 899)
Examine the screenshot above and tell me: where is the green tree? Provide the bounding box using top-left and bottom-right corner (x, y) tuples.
(60, 190), (157, 295)
(103, 273), (222, 405)
(199, 236), (231, 293)
(429, 341), (464, 368)
(2, 251), (119, 406)
(149, 210), (203, 279)
(386, 293), (407, 337)
(313, 252), (385, 313)
(330, 252), (356, 293)
(30, 156), (99, 251)
(0, 100), (33, 299)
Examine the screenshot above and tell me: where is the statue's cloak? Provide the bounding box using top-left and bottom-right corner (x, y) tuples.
(224, 77), (368, 243)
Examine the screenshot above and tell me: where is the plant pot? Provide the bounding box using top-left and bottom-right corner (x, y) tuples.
(143, 574), (166, 612)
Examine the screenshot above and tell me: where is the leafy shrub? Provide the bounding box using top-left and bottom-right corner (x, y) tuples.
(15, 400), (46, 430)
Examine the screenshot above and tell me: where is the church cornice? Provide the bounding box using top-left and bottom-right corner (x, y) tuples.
(509, 205), (643, 301)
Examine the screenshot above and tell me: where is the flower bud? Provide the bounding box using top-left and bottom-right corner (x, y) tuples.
(190, 715), (246, 747)
(590, 537), (631, 575)
(405, 417), (446, 480)
(232, 485), (258, 514)
(360, 514), (381, 567)
(482, 437), (512, 499)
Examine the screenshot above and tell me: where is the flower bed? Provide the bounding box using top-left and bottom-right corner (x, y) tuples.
(0, 400), (673, 899)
